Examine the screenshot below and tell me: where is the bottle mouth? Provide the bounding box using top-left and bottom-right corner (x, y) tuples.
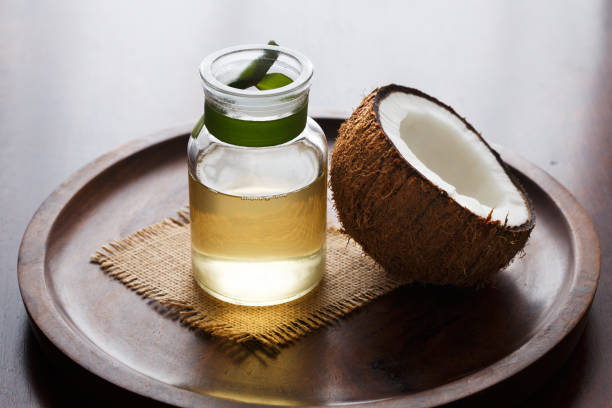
(199, 44), (313, 97)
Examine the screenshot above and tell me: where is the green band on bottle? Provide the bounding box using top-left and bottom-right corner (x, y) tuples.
(203, 102), (307, 147)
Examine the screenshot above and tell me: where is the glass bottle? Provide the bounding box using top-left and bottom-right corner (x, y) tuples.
(188, 44), (327, 306)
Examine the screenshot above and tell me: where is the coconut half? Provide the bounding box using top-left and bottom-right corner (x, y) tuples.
(330, 85), (535, 287)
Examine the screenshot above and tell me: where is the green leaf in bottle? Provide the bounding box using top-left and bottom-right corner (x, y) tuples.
(227, 40), (281, 89)
(256, 73), (293, 90)
(191, 113), (205, 139)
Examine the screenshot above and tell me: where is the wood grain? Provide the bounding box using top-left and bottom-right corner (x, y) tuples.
(3, 1), (611, 406)
(17, 125), (599, 406)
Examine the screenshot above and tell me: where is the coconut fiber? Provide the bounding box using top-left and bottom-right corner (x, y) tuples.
(330, 85), (534, 287)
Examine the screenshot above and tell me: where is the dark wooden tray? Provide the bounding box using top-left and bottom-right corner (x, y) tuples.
(18, 119), (600, 407)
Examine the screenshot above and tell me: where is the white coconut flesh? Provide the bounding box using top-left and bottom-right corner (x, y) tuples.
(378, 92), (529, 227)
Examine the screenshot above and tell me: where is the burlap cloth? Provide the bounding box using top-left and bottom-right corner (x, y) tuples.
(92, 210), (407, 347)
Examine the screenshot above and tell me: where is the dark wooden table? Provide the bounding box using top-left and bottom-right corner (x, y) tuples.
(2, 1), (610, 406)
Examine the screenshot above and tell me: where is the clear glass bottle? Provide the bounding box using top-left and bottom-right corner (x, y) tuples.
(188, 44), (327, 306)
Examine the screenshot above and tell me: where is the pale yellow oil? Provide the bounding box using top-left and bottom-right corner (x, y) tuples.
(188, 172), (326, 306)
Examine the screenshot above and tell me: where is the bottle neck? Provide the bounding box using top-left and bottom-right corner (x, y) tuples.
(202, 86), (309, 147)
(199, 44), (313, 147)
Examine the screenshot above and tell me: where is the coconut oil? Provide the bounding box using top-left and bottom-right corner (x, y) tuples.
(189, 166), (326, 306)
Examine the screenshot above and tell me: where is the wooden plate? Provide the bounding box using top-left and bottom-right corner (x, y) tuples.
(18, 119), (600, 407)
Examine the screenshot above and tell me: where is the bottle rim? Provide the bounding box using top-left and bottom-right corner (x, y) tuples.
(199, 44), (313, 97)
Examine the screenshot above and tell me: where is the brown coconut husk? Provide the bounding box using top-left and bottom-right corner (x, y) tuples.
(330, 85), (535, 287)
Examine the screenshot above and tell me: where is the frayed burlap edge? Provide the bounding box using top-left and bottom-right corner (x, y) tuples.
(91, 209), (402, 348)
